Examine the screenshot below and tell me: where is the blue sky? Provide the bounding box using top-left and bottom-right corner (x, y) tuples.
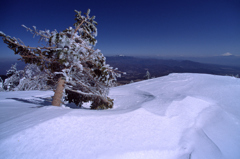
(0, 0), (239, 59)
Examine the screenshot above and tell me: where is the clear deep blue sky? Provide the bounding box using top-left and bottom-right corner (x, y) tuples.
(0, 0), (239, 59)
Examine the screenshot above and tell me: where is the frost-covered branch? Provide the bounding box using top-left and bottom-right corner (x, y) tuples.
(4, 36), (56, 50)
(22, 25), (55, 42)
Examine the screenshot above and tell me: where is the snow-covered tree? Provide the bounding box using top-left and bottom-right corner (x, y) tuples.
(0, 77), (2, 86)
(3, 64), (52, 91)
(0, 9), (120, 109)
(6, 63), (17, 77)
(3, 64), (24, 91)
(16, 64), (53, 91)
(0, 77), (4, 91)
(144, 70), (151, 79)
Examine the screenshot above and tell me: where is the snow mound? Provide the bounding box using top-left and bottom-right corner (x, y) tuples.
(166, 96), (211, 118)
(0, 73), (240, 159)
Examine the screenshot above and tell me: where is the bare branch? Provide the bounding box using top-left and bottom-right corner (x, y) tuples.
(74, 20), (85, 35)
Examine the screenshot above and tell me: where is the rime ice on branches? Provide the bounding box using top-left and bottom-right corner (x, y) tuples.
(0, 9), (121, 109)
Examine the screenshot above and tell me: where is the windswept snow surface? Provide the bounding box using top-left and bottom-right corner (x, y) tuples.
(0, 73), (240, 159)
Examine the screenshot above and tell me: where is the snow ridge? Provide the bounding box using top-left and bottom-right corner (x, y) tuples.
(0, 73), (240, 159)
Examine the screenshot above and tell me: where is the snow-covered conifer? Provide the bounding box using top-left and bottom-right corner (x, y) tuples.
(16, 64), (53, 91)
(3, 65), (24, 91)
(0, 9), (121, 109)
(144, 70), (151, 79)
(0, 77), (4, 91)
(3, 64), (52, 91)
(6, 63), (17, 77)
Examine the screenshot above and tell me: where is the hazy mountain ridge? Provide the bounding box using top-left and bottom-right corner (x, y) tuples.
(168, 55), (240, 67)
(106, 56), (240, 84)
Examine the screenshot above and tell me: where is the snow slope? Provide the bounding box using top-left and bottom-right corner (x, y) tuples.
(0, 73), (240, 159)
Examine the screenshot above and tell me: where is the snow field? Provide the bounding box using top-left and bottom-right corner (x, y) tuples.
(0, 73), (240, 159)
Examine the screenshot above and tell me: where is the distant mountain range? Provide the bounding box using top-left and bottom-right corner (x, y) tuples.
(106, 56), (240, 84)
(156, 55), (240, 67)
(1, 56), (239, 85)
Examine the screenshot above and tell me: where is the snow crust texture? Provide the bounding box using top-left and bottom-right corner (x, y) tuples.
(0, 73), (240, 159)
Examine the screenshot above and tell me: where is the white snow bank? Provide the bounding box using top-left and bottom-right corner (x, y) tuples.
(0, 73), (240, 159)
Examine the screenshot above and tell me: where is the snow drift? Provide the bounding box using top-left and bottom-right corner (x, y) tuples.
(0, 73), (240, 159)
